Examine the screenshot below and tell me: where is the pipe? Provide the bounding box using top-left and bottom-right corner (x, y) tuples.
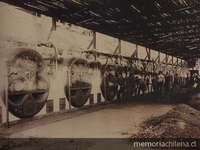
(5, 61), (9, 128)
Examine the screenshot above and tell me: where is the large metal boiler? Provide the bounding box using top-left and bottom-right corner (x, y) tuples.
(64, 58), (92, 107)
(100, 59), (118, 101)
(0, 48), (50, 118)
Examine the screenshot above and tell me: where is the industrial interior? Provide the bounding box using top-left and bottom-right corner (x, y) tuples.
(0, 0), (200, 148)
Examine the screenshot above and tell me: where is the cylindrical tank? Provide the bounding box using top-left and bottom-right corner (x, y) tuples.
(100, 59), (118, 101)
(0, 48), (50, 118)
(64, 58), (92, 107)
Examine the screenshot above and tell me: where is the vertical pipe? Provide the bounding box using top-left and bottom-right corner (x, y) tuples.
(93, 31), (97, 71)
(104, 75), (106, 101)
(52, 44), (57, 74)
(68, 68), (71, 113)
(5, 61), (9, 128)
(0, 107), (2, 124)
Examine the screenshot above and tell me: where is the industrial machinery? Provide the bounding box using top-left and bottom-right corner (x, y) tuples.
(0, 48), (50, 118)
(64, 58), (92, 107)
(0, 46), (190, 119)
(100, 58), (118, 101)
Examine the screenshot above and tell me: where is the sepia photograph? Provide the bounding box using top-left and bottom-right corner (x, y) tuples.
(0, 0), (199, 149)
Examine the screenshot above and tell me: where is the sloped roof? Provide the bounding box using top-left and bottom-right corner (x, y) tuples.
(1, 0), (200, 60)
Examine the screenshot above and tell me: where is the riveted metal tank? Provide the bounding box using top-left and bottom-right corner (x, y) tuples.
(0, 48), (50, 118)
(64, 58), (92, 107)
(100, 58), (118, 101)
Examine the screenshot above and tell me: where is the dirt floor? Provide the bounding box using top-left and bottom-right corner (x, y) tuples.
(9, 103), (175, 138)
(0, 99), (177, 149)
(0, 97), (200, 150)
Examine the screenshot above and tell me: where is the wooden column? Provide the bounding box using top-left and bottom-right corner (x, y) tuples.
(93, 31), (96, 49)
(144, 47), (151, 60)
(166, 54), (169, 64)
(118, 39), (121, 54)
(131, 44), (138, 58)
(113, 39), (121, 55)
(87, 30), (96, 50)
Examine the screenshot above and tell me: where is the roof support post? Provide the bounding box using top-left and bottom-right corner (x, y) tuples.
(179, 59), (182, 67)
(118, 39), (121, 54)
(87, 30), (96, 49)
(155, 52), (160, 63)
(173, 57), (178, 66)
(162, 54), (169, 64)
(113, 39), (121, 55)
(93, 31), (96, 49)
(113, 44), (119, 54)
(166, 55), (169, 64)
(47, 17), (56, 41)
(168, 56), (173, 65)
(131, 44), (138, 58)
(52, 18), (56, 31)
(144, 47), (151, 60)
(39, 15), (54, 42)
